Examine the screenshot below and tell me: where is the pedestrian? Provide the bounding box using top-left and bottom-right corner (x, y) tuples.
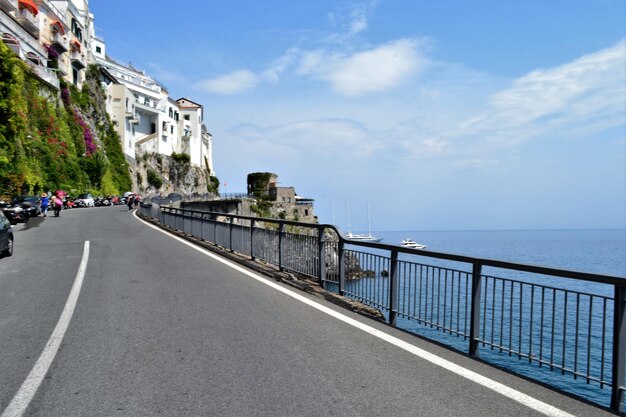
(40, 192), (49, 217)
(127, 194), (134, 211)
(52, 194), (63, 217)
(134, 194), (141, 209)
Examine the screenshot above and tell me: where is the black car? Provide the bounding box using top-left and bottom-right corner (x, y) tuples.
(0, 211), (14, 257)
(13, 195), (41, 217)
(0, 200), (28, 224)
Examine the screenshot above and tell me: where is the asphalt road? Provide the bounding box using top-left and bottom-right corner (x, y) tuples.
(0, 207), (616, 417)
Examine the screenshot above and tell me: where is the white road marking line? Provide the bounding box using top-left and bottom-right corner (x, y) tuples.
(1, 241), (90, 417)
(137, 215), (578, 417)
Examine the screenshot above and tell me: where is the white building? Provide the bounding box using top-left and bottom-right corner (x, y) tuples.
(0, 0), (86, 89)
(1, 0), (214, 173)
(94, 38), (214, 173)
(50, 0), (91, 86)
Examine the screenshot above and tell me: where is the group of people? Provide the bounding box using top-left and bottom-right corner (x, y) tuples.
(39, 192), (63, 217)
(38, 192), (142, 216)
(126, 193), (141, 211)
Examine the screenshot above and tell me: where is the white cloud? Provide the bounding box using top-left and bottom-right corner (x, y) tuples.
(197, 70), (259, 95)
(348, 2), (372, 35)
(460, 39), (626, 144)
(327, 0), (379, 38)
(228, 118), (383, 159)
(298, 39), (424, 96)
(261, 48), (300, 84)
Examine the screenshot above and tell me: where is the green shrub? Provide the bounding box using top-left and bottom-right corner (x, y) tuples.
(171, 152), (190, 164)
(147, 169), (162, 189)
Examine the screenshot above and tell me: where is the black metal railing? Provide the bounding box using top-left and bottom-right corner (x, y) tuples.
(139, 203), (626, 412)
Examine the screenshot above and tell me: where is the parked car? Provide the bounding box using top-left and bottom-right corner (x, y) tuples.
(75, 193), (95, 207)
(13, 195), (40, 217)
(0, 200), (28, 224)
(0, 211), (14, 257)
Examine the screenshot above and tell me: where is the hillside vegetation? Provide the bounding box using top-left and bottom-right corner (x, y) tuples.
(0, 41), (131, 198)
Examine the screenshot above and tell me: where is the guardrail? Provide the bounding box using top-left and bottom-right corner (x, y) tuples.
(139, 203), (626, 412)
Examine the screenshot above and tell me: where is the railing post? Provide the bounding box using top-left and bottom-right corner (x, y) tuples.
(278, 223), (285, 272)
(469, 262), (483, 356)
(317, 227), (326, 288)
(200, 213), (206, 241)
(229, 216), (234, 252)
(389, 250), (399, 326)
(212, 215), (217, 244)
(250, 219), (256, 261)
(338, 240), (345, 295)
(611, 285), (626, 412)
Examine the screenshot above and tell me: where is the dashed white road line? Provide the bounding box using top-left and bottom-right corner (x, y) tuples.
(136, 214), (578, 417)
(1, 241), (90, 417)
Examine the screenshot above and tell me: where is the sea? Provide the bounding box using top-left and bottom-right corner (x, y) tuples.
(370, 229), (625, 278)
(345, 228), (626, 408)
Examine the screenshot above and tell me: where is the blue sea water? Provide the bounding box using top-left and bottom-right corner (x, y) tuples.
(373, 229), (625, 278)
(345, 228), (626, 408)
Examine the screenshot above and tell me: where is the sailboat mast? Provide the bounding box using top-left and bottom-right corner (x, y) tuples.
(367, 202), (372, 236)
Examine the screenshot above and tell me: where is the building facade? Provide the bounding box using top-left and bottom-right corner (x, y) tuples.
(94, 44), (214, 172)
(0, 0), (214, 172)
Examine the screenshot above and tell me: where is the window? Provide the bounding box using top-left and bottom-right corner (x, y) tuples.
(71, 19), (83, 42)
(95, 46), (102, 54)
(168, 107), (173, 118)
(183, 114), (190, 121)
(170, 126), (174, 134)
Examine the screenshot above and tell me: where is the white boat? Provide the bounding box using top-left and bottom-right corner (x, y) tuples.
(345, 232), (383, 242)
(400, 239), (426, 250)
(345, 202), (382, 243)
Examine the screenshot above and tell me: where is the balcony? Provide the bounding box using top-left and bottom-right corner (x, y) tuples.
(1, 32), (20, 55)
(125, 104), (136, 118)
(0, 0), (17, 14)
(49, 20), (68, 54)
(25, 60), (59, 90)
(129, 112), (140, 125)
(16, 6), (39, 37)
(50, 30), (69, 54)
(70, 49), (85, 70)
(133, 98), (160, 115)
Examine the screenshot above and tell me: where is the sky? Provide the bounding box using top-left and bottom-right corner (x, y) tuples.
(89, 0), (626, 231)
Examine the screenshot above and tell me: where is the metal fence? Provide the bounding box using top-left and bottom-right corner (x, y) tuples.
(139, 203), (626, 412)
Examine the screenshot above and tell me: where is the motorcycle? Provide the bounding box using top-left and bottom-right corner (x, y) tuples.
(94, 197), (111, 207)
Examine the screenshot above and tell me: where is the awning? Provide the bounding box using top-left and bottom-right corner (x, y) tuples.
(18, 0), (38, 16)
(51, 20), (65, 35)
(71, 39), (81, 52)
